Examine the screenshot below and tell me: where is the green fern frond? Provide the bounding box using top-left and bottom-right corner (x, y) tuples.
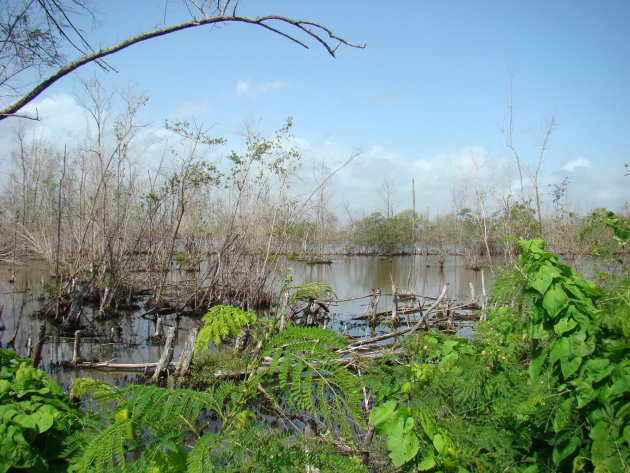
(195, 304), (257, 352)
(75, 421), (129, 473)
(71, 377), (122, 404)
(262, 326), (364, 435)
(266, 326), (348, 352)
(187, 433), (216, 473)
(287, 281), (337, 303)
(122, 384), (212, 430)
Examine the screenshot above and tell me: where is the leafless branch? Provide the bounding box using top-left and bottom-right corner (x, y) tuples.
(0, 12), (364, 121)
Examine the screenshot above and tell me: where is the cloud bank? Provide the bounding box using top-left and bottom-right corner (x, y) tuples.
(1, 94), (627, 220)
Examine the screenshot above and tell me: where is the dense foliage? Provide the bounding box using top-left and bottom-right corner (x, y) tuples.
(0, 349), (83, 473)
(369, 239), (629, 472)
(0, 239), (627, 472)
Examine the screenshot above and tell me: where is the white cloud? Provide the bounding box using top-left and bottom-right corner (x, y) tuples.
(235, 79), (289, 98)
(563, 157), (591, 172)
(173, 99), (211, 118)
(235, 80), (250, 97)
(3, 96), (625, 219)
(290, 138), (629, 220)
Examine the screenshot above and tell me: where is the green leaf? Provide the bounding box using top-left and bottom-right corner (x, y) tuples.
(583, 359), (614, 383)
(388, 428), (419, 467)
(590, 420), (614, 464)
(369, 400), (397, 428)
(560, 356), (581, 379)
(416, 451), (436, 471)
(529, 349), (547, 379)
(554, 316), (577, 335)
(433, 433), (447, 455)
(552, 435), (580, 466)
(12, 414), (37, 431)
(32, 410), (54, 433)
(550, 338), (570, 365)
(542, 284), (568, 318)
(530, 264), (557, 294)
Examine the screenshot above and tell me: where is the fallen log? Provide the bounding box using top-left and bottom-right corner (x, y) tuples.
(73, 361), (178, 370)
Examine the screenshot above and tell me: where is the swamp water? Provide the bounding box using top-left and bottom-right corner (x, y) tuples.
(0, 255), (490, 388)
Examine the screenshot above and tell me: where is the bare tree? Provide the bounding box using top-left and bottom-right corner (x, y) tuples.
(378, 176), (396, 219)
(499, 73), (557, 237)
(530, 113), (557, 235)
(499, 71), (526, 201)
(0, 0), (364, 120)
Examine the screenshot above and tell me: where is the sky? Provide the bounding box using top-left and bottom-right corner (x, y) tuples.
(1, 0), (629, 218)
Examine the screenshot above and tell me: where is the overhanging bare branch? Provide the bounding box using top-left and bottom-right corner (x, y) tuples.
(0, 13), (365, 121)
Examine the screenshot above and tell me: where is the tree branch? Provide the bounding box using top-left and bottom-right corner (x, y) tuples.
(0, 14), (364, 121)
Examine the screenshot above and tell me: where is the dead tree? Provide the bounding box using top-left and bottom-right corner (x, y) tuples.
(0, 2), (364, 120)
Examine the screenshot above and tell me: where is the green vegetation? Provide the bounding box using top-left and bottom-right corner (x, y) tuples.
(369, 238), (629, 472)
(0, 349), (83, 472)
(352, 211), (418, 254)
(1, 237), (627, 472)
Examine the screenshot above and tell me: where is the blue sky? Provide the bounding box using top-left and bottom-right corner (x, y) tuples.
(2, 0), (629, 217)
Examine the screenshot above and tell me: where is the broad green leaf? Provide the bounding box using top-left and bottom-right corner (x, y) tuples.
(378, 408), (407, 437)
(32, 410), (54, 433)
(567, 306), (589, 330)
(433, 433), (447, 455)
(530, 322), (548, 340)
(0, 379), (10, 396)
(552, 435), (580, 466)
(560, 356), (581, 379)
(369, 400), (398, 433)
(569, 332), (595, 357)
(416, 451), (436, 471)
(388, 429), (419, 467)
(605, 373), (630, 402)
(583, 359), (613, 383)
(590, 420), (613, 464)
(530, 264), (558, 294)
(12, 414), (37, 432)
(542, 284), (568, 318)
(529, 349), (547, 380)
(563, 282), (587, 304)
(554, 316), (577, 335)
(550, 338), (570, 365)
(575, 381), (598, 408)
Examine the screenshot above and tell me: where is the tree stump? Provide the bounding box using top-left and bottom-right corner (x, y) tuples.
(151, 326), (176, 383)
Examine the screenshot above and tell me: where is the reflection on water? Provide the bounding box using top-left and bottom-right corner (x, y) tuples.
(294, 255), (488, 299)
(0, 255), (493, 387)
(292, 255), (490, 339)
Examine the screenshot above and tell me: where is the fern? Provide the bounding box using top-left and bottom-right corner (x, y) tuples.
(275, 269), (337, 318)
(287, 281), (337, 303)
(71, 376), (123, 404)
(74, 421), (130, 472)
(262, 326), (364, 436)
(195, 304), (257, 352)
(70, 382), (226, 472)
(186, 433), (215, 473)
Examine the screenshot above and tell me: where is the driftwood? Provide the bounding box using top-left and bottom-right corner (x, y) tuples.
(352, 299), (479, 322)
(66, 284), (474, 381)
(348, 285), (448, 349)
(74, 361), (178, 370)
